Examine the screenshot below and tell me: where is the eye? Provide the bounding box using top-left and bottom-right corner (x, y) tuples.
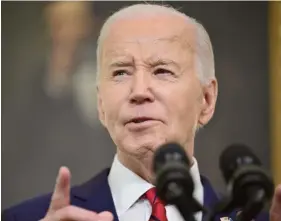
(112, 70), (129, 77)
(154, 68), (174, 76)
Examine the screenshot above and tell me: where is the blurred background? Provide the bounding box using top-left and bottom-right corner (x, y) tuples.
(2, 1), (281, 209)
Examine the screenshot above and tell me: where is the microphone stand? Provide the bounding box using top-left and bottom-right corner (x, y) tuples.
(163, 182), (207, 221)
(205, 188), (268, 221)
(236, 187), (267, 221)
(204, 196), (236, 221)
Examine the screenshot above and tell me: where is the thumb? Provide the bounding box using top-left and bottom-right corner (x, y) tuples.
(98, 211), (114, 221)
(47, 166), (71, 214)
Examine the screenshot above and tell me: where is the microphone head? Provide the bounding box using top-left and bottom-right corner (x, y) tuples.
(219, 144), (261, 183)
(153, 142), (194, 204)
(153, 142), (191, 174)
(219, 144), (274, 214)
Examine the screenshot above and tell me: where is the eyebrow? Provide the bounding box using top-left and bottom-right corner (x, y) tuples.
(146, 58), (180, 69)
(109, 58), (180, 70)
(109, 60), (134, 68)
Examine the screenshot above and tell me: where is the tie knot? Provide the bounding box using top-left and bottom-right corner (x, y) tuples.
(145, 187), (165, 205)
(145, 187), (168, 221)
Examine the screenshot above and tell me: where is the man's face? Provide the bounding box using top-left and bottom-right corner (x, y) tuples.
(97, 14), (216, 159)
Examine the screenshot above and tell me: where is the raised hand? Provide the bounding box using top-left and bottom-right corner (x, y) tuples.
(40, 167), (113, 221)
(270, 184), (281, 221)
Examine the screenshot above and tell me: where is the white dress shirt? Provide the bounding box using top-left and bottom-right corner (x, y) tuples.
(108, 154), (204, 221)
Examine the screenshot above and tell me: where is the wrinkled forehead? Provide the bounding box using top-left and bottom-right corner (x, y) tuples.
(100, 15), (197, 63)
(105, 37), (192, 59)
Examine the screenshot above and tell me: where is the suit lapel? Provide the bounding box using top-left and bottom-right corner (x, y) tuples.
(70, 168), (119, 221)
(200, 176), (242, 221)
(201, 175), (219, 207)
(201, 175), (220, 221)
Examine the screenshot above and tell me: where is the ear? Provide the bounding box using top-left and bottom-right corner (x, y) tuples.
(96, 86), (106, 127)
(198, 78), (218, 126)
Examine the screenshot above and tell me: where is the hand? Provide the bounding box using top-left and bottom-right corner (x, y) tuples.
(270, 184), (281, 221)
(40, 167), (113, 221)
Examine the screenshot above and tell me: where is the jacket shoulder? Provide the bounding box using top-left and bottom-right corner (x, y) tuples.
(2, 193), (52, 221)
(1, 169), (111, 221)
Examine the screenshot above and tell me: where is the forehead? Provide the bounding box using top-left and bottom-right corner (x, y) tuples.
(100, 15), (196, 62)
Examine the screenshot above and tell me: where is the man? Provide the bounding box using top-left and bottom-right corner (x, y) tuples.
(2, 3), (281, 221)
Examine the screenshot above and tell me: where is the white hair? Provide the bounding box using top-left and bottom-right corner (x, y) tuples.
(96, 3), (215, 85)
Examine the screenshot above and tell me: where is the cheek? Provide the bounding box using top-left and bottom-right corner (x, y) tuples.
(101, 86), (127, 126)
(104, 101), (119, 127)
(167, 87), (200, 130)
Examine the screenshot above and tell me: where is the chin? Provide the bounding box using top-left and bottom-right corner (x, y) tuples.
(123, 134), (168, 155)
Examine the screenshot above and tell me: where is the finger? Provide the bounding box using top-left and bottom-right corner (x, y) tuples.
(52, 205), (99, 221)
(47, 166), (71, 214)
(98, 211), (114, 221)
(270, 184), (281, 221)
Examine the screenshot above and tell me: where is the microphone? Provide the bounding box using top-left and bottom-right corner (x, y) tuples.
(153, 142), (206, 221)
(219, 144), (274, 221)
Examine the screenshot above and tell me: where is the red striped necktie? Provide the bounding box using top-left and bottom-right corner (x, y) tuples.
(145, 187), (168, 221)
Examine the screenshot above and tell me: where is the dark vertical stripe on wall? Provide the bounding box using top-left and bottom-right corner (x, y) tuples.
(269, 2), (281, 185)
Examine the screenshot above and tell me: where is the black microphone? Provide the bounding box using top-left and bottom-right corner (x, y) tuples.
(153, 142), (206, 221)
(219, 144), (274, 221)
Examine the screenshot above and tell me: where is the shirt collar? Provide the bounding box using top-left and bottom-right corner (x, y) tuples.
(108, 154), (202, 217)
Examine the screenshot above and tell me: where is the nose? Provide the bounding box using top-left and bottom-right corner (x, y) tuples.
(129, 72), (155, 105)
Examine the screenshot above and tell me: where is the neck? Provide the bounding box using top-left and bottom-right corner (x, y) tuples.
(117, 149), (155, 184)
(116, 141), (194, 184)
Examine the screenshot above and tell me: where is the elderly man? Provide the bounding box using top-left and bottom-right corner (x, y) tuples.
(2, 4), (281, 221)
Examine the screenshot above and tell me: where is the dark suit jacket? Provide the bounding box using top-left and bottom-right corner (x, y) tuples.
(2, 168), (269, 221)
